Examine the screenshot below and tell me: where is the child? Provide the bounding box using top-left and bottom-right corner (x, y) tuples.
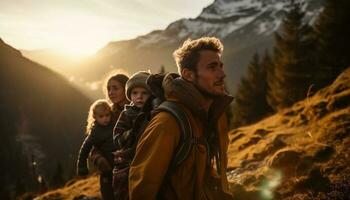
(77, 99), (116, 200)
(112, 71), (152, 200)
(114, 71), (152, 148)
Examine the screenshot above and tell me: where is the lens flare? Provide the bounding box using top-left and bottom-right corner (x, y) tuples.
(259, 169), (283, 199)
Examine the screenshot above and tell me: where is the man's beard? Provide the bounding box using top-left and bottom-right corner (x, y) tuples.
(193, 76), (223, 99)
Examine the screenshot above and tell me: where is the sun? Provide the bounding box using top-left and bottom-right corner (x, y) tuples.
(51, 29), (105, 57)
(43, 15), (113, 57)
(55, 42), (99, 58)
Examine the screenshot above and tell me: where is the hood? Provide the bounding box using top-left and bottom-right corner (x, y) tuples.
(147, 73), (234, 122)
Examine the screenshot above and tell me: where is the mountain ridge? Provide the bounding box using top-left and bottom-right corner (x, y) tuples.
(0, 38), (91, 199)
(22, 0), (324, 95)
(78, 0), (324, 92)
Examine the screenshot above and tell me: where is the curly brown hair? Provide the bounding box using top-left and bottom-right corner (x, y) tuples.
(173, 37), (224, 73)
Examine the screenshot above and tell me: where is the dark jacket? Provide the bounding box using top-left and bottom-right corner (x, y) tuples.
(88, 101), (128, 168)
(113, 104), (142, 149)
(77, 123), (117, 174)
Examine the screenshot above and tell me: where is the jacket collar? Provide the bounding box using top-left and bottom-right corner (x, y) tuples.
(161, 73), (233, 123)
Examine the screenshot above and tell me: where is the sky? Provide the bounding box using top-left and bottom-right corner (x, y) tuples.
(0, 0), (213, 56)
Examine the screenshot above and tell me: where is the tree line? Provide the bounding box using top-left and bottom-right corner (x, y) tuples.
(232, 0), (350, 128)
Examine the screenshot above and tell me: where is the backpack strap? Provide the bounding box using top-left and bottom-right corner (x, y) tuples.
(157, 101), (194, 168)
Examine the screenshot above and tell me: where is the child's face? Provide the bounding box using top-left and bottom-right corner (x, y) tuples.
(94, 109), (111, 126)
(130, 87), (151, 108)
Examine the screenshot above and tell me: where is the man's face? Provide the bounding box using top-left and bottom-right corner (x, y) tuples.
(192, 50), (226, 96)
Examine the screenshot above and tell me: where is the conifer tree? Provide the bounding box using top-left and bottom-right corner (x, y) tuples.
(265, 50), (278, 109)
(159, 65), (166, 74)
(232, 52), (272, 128)
(267, 0), (316, 110)
(51, 162), (65, 188)
(313, 0), (350, 87)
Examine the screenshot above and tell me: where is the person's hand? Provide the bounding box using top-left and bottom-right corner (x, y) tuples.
(96, 157), (112, 173)
(90, 147), (102, 165)
(116, 131), (131, 148)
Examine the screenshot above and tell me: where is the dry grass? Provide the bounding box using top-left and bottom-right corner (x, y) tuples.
(34, 175), (100, 200)
(227, 68), (350, 199)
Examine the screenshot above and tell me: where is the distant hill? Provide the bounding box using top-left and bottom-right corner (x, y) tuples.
(0, 39), (91, 199)
(21, 49), (87, 78)
(33, 67), (350, 199)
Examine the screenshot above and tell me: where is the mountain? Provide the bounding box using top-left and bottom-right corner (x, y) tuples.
(0, 39), (91, 199)
(20, 49), (103, 100)
(22, 0), (324, 95)
(21, 49), (87, 78)
(33, 67), (350, 200)
(75, 0), (325, 91)
(21, 48), (107, 100)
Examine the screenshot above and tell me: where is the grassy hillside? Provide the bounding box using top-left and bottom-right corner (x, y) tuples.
(33, 68), (350, 199)
(227, 67), (350, 199)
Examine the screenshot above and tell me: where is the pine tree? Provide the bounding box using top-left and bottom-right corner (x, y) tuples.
(15, 178), (26, 196)
(265, 50), (278, 109)
(232, 52), (272, 128)
(51, 162), (65, 188)
(313, 0), (350, 87)
(159, 65), (166, 74)
(267, 0), (316, 110)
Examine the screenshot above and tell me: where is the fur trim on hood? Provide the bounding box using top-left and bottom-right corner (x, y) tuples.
(147, 73), (233, 122)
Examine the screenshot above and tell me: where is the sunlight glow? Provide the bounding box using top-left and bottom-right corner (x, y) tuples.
(40, 15), (114, 57)
(0, 0), (213, 57)
(259, 169), (283, 200)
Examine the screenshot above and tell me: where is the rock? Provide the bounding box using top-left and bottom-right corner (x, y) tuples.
(269, 150), (302, 175)
(252, 136), (286, 161)
(294, 168), (331, 193)
(313, 145), (335, 162)
(295, 156), (314, 176)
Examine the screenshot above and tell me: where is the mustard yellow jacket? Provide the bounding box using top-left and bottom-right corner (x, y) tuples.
(129, 74), (233, 200)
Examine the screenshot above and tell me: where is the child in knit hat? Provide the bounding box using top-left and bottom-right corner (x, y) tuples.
(113, 71), (151, 147)
(112, 71), (151, 199)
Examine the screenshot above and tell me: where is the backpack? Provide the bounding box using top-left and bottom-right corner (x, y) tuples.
(112, 99), (200, 200)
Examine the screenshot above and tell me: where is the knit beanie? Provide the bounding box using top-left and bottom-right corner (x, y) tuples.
(125, 71), (151, 101)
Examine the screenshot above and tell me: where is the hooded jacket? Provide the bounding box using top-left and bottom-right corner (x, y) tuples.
(129, 73), (233, 200)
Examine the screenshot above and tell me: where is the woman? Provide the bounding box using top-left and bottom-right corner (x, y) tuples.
(105, 74), (130, 120)
(89, 73), (129, 200)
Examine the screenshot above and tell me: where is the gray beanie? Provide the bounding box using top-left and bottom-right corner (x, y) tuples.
(125, 71), (151, 101)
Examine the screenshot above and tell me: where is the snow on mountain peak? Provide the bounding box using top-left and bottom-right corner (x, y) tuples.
(200, 0), (263, 20)
(136, 0), (322, 48)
